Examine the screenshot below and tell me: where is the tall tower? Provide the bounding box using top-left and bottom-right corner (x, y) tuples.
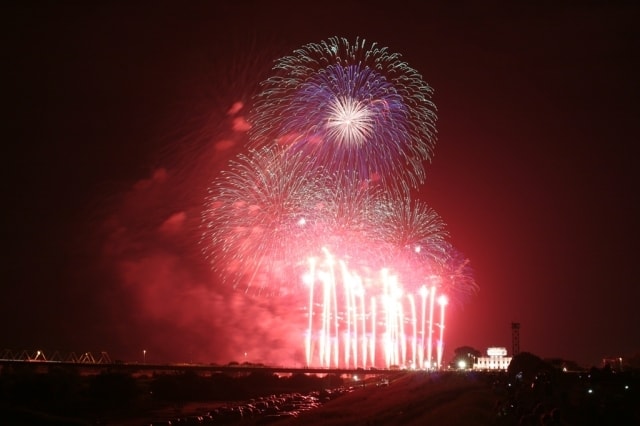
(511, 322), (521, 356)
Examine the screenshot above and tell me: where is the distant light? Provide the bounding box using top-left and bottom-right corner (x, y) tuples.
(297, 217), (307, 226)
(588, 389), (593, 394)
(457, 360), (467, 369)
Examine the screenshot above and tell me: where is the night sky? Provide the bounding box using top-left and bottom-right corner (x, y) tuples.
(4, 1), (639, 368)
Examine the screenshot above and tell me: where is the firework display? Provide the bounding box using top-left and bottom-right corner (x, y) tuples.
(202, 37), (476, 369)
(249, 37), (437, 192)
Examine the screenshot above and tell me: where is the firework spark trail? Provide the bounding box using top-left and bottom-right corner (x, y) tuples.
(249, 36), (437, 191)
(429, 244), (478, 308)
(376, 195), (449, 257)
(202, 37), (477, 368)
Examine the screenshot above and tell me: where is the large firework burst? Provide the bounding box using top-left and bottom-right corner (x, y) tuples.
(249, 36), (437, 191)
(201, 145), (332, 295)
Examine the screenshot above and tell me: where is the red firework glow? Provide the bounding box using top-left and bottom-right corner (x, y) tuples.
(200, 37), (477, 369)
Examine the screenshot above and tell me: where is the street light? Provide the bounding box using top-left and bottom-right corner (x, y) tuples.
(143, 349), (146, 364)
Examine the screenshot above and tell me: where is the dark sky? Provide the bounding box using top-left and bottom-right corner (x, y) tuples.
(3, 1), (639, 368)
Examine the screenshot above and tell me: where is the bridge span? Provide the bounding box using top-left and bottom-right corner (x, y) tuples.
(1, 349), (407, 376)
(0, 360), (404, 377)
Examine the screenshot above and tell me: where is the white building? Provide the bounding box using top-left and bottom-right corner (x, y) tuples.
(473, 347), (512, 371)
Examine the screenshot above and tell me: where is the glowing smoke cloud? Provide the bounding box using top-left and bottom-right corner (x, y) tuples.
(203, 37), (477, 368)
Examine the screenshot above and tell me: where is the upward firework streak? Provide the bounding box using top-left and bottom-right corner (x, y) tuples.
(202, 37), (476, 369)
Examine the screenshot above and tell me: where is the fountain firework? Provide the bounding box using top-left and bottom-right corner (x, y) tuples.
(303, 248), (453, 369)
(202, 37), (476, 368)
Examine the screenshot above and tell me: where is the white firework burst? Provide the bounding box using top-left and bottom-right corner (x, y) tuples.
(325, 96), (375, 147)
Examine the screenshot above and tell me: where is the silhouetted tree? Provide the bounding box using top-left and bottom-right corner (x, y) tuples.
(507, 351), (552, 383)
(450, 346), (482, 369)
